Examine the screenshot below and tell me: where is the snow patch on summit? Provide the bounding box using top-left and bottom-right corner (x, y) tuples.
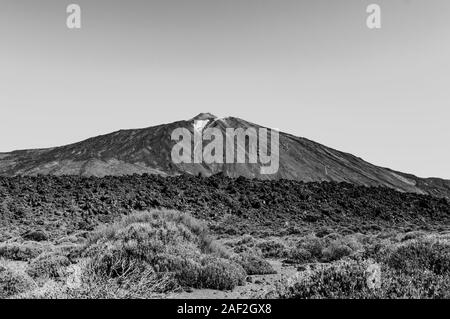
(193, 120), (209, 132)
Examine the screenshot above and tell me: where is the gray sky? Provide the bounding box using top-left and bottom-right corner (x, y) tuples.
(0, 0), (449, 178)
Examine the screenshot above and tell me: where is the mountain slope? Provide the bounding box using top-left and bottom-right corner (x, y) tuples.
(0, 113), (449, 197)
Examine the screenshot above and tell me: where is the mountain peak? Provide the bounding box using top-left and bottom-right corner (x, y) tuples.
(191, 113), (217, 121)
(0, 113), (449, 198)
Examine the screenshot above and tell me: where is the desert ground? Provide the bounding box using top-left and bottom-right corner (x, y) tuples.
(1, 174), (449, 299)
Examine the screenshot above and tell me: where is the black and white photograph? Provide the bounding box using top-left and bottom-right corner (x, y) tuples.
(0, 0), (449, 310)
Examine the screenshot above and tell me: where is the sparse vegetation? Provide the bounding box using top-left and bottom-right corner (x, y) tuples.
(256, 240), (288, 259)
(199, 257), (246, 290)
(0, 241), (47, 261)
(0, 260), (35, 299)
(27, 252), (71, 279)
(0, 174), (448, 299)
(16, 260), (179, 299)
(1, 225), (449, 299)
(281, 258), (378, 298)
(273, 234), (450, 299)
(232, 253), (276, 275)
(284, 233), (362, 264)
(385, 240), (450, 275)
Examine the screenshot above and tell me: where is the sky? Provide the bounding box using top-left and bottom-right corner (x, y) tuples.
(0, 0), (449, 178)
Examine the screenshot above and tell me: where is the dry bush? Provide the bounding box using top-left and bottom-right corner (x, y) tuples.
(0, 241), (47, 261)
(296, 234), (325, 261)
(27, 252), (71, 279)
(232, 253), (276, 275)
(256, 240), (288, 259)
(225, 235), (259, 255)
(386, 239), (450, 276)
(281, 259), (378, 299)
(54, 242), (84, 261)
(17, 259), (178, 299)
(68, 259), (179, 299)
(378, 267), (450, 299)
(0, 260), (35, 298)
(200, 257), (246, 290)
(279, 235), (450, 299)
(287, 248), (312, 264)
(286, 233), (364, 264)
(321, 240), (356, 262)
(87, 209), (228, 257)
(83, 209), (245, 290)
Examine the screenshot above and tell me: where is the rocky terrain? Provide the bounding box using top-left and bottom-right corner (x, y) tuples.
(0, 174), (449, 299)
(1, 174), (449, 241)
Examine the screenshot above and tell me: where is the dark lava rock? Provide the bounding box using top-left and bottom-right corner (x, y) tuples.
(297, 265), (307, 272)
(22, 230), (48, 242)
(0, 175), (449, 240)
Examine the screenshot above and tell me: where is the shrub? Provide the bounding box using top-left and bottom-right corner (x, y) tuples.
(284, 235), (324, 264)
(297, 235), (325, 261)
(227, 235), (259, 255)
(288, 234), (363, 264)
(0, 242), (46, 261)
(386, 240), (450, 275)
(321, 241), (354, 262)
(27, 252), (71, 279)
(14, 279), (66, 299)
(360, 240), (394, 262)
(236, 235), (256, 246)
(17, 261), (179, 299)
(256, 240), (287, 259)
(200, 257), (246, 290)
(379, 267), (450, 299)
(83, 210), (245, 290)
(68, 259), (179, 299)
(56, 243), (84, 261)
(0, 266), (35, 298)
(233, 253), (276, 275)
(87, 209), (227, 257)
(287, 248), (312, 264)
(279, 236), (450, 299)
(281, 259), (379, 299)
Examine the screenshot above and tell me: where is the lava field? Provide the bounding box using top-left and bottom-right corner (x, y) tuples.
(1, 173), (449, 240)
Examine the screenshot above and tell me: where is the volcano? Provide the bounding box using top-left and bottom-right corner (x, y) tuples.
(0, 113), (449, 198)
